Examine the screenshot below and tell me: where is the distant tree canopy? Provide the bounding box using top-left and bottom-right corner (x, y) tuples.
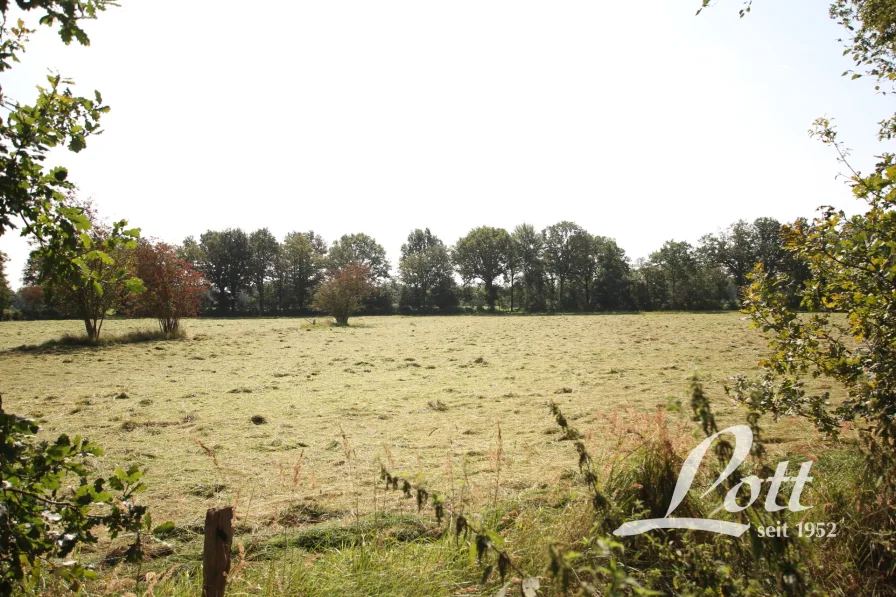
(399, 228), (457, 313)
(278, 230), (327, 312)
(452, 226), (511, 310)
(197, 229), (250, 314)
(179, 218), (809, 313)
(511, 223), (547, 312)
(248, 228), (278, 315)
(328, 233), (390, 281)
(7, 217), (808, 319)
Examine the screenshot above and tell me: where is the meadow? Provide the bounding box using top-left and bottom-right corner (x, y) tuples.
(0, 314), (846, 596)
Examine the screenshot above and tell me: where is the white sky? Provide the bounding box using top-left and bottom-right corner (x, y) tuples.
(1, 0), (891, 288)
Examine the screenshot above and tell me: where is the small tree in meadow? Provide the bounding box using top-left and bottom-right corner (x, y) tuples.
(40, 218), (144, 341)
(312, 263), (374, 325)
(130, 241), (206, 335)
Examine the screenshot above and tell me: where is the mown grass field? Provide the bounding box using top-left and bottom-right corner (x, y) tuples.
(0, 314), (846, 595)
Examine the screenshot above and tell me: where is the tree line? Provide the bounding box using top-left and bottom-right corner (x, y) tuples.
(2, 216), (809, 320)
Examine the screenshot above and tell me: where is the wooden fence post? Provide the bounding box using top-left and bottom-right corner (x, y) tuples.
(202, 506), (233, 597)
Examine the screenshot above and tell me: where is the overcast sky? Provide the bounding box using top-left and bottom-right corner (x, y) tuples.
(0, 0), (891, 288)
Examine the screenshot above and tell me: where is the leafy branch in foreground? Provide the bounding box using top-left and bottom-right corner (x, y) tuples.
(0, 1), (121, 282)
(378, 461), (544, 596)
(550, 381), (810, 596)
(0, 394), (170, 594)
(736, 123), (896, 575)
(698, 0), (896, 578)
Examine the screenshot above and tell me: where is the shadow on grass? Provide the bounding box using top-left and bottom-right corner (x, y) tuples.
(301, 319), (373, 331)
(9, 328), (188, 354)
(245, 514), (434, 560)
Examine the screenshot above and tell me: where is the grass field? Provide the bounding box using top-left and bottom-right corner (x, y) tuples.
(0, 314), (846, 595)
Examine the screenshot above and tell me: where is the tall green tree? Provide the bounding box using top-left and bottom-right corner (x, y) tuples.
(503, 236), (520, 312)
(281, 231), (327, 311)
(591, 236), (634, 311)
(698, 218), (789, 290)
(649, 240), (699, 310)
(569, 232), (599, 309)
(512, 223), (546, 311)
(698, 220), (757, 289)
(198, 229), (250, 314)
(399, 228), (456, 312)
(328, 233), (390, 281)
(542, 221), (587, 310)
(751, 217), (788, 276)
(177, 235), (205, 270)
(631, 257), (662, 310)
(248, 228), (279, 315)
(452, 226), (511, 310)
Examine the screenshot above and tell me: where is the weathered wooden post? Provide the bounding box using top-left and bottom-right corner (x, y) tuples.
(202, 506), (233, 597)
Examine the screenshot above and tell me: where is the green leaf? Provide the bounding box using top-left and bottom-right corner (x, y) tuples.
(152, 521), (176, 538)
(125, 277), (146, 294)
(68, 135), (86, 153)
(85, 250), (114, 265)
(486, 530), (505, 550)
(68, 213), (91, 231)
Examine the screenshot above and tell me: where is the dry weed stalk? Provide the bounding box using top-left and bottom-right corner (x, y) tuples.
(229, 539), (247, 583)
(292, 450), (304, 495)
(192, 437), (219, 469)
(383, 443), (396, 468)
(339, 426), (360, 519)
(489, 421), (504, 518)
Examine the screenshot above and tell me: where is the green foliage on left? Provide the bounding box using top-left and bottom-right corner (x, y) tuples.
(0, 1), (119, 282)
(0, 250), (11, 313)
(0, 398), (166, 595)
